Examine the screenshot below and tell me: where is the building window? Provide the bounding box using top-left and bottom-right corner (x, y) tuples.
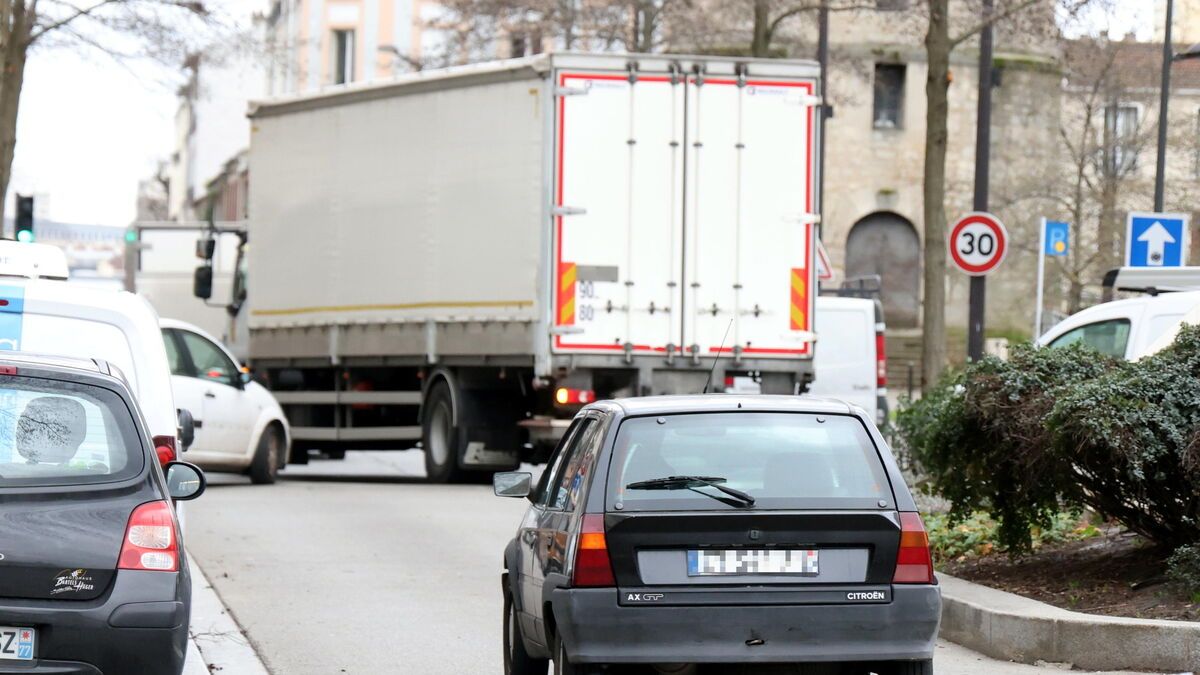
(333, 29), (355, 85)
(876, 0), (910, 9)
(873, 63), (905, 129)
(1105, 103), (1139, 174)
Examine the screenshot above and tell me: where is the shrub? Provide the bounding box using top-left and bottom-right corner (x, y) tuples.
(898, 325), (1200, 551)
(1166, 545), (1200, 600)
(925, 510), (1100, 564)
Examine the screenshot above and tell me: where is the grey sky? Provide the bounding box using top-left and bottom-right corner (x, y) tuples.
(7, 2), (1148, 228)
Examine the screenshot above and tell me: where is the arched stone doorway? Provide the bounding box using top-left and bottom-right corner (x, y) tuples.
(845, 212), (921, 328)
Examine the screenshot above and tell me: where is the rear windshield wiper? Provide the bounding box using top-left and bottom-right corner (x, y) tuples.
(625, 475), (756, 507)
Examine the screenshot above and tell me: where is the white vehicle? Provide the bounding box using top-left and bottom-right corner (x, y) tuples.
(1037, 290), (1200, 359)
(160, 318), (289, 483)
(0, 242), (185, 460)
(200, 52), (823, 482)
(807, 296), (887, 423)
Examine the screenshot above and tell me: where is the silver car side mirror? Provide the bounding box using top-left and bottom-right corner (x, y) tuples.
(493, 471), (532, 498)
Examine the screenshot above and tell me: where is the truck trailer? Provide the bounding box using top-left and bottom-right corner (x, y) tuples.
(220, 52), (822, 481)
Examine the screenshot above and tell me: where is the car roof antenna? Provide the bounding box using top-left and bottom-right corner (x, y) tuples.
(702, 319), (734, 394)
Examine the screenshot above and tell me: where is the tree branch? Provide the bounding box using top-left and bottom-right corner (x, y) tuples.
(950, 0), (1041, 49)
(29, 0), (121, 43)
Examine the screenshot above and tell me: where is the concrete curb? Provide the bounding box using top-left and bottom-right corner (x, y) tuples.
(186, 554), (271, 675)
(938, 572), (1200, 673)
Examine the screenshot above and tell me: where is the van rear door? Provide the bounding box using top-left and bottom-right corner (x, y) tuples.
(808, 298), (877, 418)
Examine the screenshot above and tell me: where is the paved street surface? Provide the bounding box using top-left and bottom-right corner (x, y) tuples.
(185, 452), (1162, 675)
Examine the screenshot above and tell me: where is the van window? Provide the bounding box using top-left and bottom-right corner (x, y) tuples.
(1048, 319), (1131, 358)
(0, 376), (143, 487)
(608, 412), (890, 511)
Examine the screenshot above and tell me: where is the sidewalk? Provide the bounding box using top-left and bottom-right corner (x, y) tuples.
(183, 554), (270, 675)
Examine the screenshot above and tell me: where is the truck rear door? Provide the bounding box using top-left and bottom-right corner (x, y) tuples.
(552, 59), (818, 360)
(684, 76), (817, 359)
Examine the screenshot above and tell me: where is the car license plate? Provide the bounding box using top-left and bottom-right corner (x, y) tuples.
(0, 626), (34, 661)
(687, 549), (818, 576)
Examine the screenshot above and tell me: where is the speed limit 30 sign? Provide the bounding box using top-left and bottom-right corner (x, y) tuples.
(949, 212), (1008, 276)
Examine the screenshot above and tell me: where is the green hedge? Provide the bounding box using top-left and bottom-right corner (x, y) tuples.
(897, 326), (1200, 551)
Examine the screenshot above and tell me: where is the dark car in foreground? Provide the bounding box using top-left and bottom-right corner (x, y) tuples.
(0, 353), (206, 675)
(495, 395), (940, 675)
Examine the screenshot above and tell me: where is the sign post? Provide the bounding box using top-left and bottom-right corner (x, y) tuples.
(949, 212), (1008, 360)
(1035, 219), (1069, 339)
(1125, 212), (1189, 267)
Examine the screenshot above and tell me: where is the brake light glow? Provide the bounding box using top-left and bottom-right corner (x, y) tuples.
(876, 331), (888, 388)
(572, 514), (615, 587)
(555, 387), (594, 406)
(118, 501), (179, 572)
(152, 435), (176, 467)
(893, 512), (934, 584)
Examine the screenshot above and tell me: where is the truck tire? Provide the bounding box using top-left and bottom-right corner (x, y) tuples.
(422, 380), (466, 483)
(249, 425), (283, 485)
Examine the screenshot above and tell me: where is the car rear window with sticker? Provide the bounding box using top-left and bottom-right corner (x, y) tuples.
(0, 375), (144, 487)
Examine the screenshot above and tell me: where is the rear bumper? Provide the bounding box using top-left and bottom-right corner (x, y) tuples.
(0, 568), (190, 675)
(551, 585), (941, 664)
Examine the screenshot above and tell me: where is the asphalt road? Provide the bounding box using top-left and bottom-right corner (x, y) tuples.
(184, 452), (1158, 675)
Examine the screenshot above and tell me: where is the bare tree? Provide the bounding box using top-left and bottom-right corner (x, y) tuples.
(918, 0), (1094, 386)
(0, 0), (219, 218)
(431, 0), (688, 62)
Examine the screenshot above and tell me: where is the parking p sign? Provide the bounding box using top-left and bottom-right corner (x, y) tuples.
(1126, 212), (1189, 267)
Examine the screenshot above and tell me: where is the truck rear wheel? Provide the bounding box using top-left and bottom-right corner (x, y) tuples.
(422, 381), (466, 483)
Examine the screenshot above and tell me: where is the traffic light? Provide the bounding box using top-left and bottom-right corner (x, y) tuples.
(14, 195), (33, 243)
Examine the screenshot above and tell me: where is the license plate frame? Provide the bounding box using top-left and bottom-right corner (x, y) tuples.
(0, 626), (35, 661)
(687, 549), (819, 576)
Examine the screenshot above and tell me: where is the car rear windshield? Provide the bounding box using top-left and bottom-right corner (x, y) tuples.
(607, 412), (892, 511)
(0, 375), (144, 487)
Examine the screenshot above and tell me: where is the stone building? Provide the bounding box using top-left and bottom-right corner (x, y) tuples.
(262, 0), (436, 96)
(729, 6), (1065, 377)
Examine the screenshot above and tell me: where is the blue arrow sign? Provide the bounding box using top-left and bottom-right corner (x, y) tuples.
(1126, 212), (1189, 267)
(1044, 220), (1069, 257)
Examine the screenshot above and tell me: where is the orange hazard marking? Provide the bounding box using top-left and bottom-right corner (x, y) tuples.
(558, 262), (577, 325)
(790, 268), (808, 331)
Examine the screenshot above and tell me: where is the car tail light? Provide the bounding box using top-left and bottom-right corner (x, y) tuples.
(118, 501), (179, 572)
(152, 435), (176, 467)
(555, 387), (594, 406)
(572, 514), (615, 587)
(893, 512), (934, 584)
(875, 331), (888, 388)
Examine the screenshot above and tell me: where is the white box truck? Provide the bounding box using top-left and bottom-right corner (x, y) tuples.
(204, 52), (822, 481)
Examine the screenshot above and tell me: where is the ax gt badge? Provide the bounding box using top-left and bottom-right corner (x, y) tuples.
(625, 592), (665, 603)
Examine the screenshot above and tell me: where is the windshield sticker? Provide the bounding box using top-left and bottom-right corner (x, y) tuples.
(51, 569), (96, 595)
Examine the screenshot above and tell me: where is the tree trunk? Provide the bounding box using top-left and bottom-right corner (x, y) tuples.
(921, 0), (951, 388)
(640, 2), (655, 52)
(0, 2), (31, 217)
(751, 0), (770, 58)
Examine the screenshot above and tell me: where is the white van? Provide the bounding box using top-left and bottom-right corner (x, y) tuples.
(0, 243), (183, 457)
(1037, 290), (1200, 360)
(806, 296), (887, 423)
